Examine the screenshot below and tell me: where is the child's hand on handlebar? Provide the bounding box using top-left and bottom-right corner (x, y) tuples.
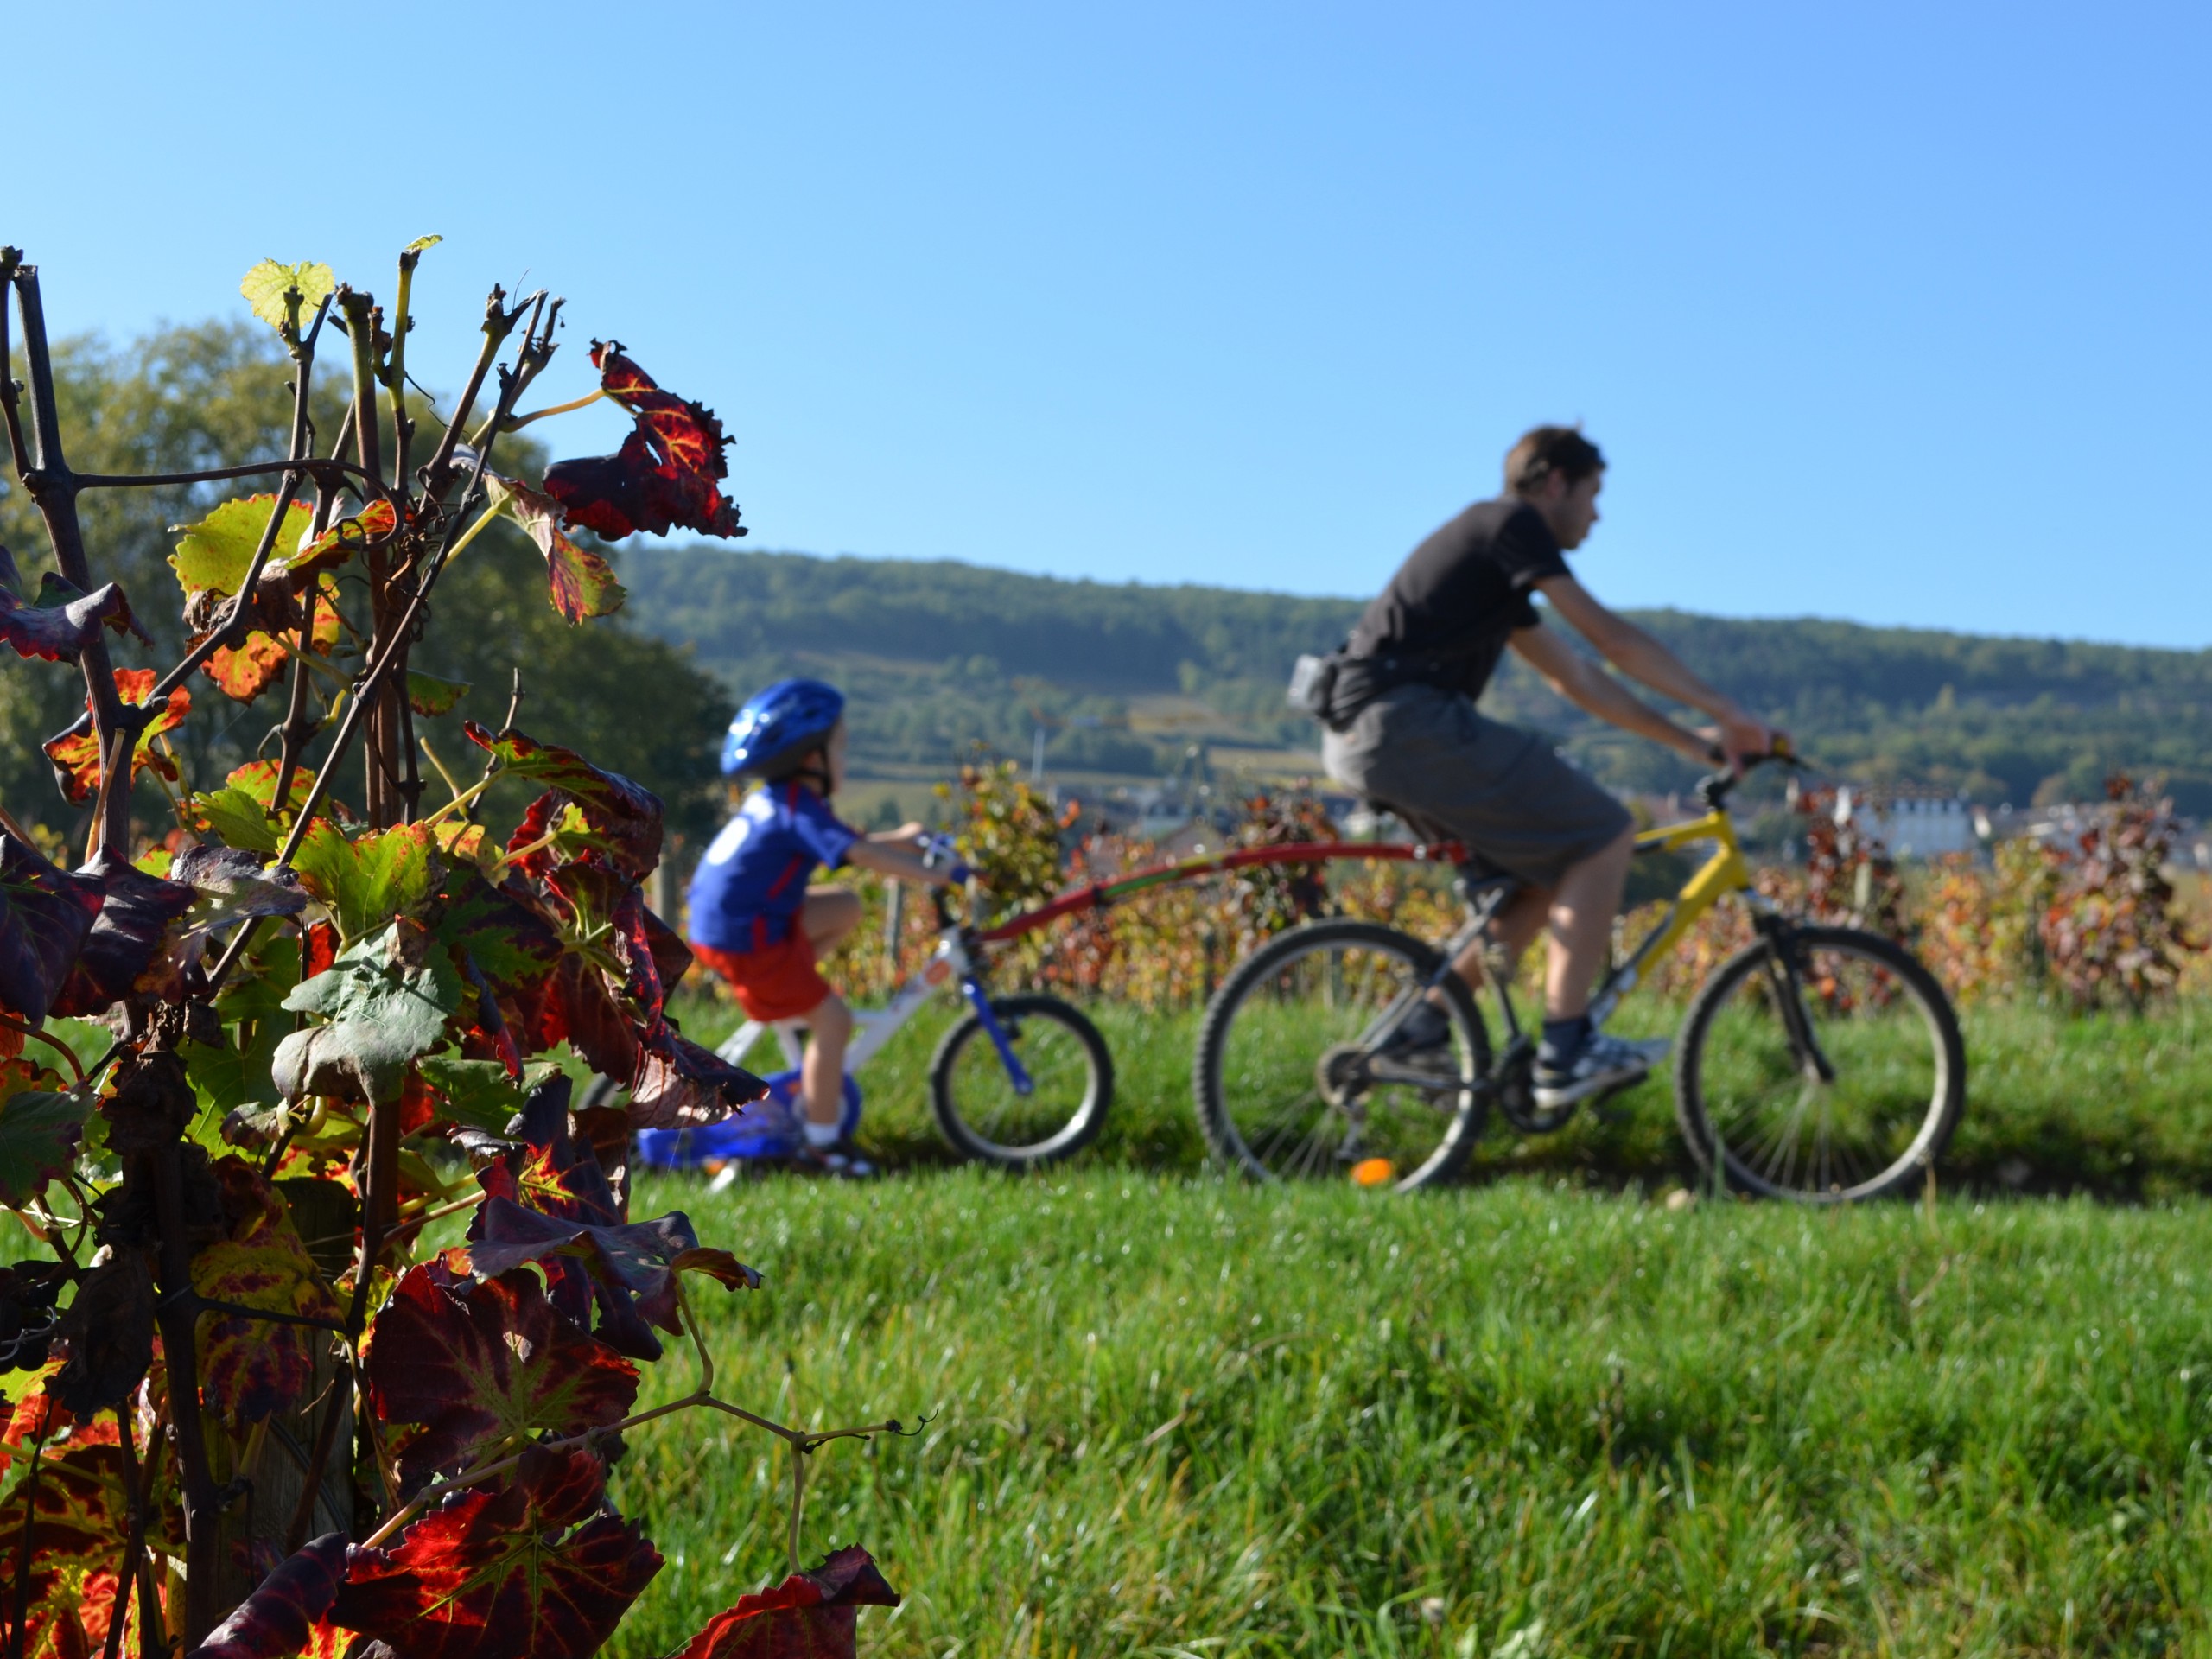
(915, 832), (976, 887)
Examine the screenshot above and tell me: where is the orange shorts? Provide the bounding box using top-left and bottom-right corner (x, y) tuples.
(691, 932), (835, 1024)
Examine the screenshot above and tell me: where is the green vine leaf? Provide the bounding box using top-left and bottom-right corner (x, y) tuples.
(274, 923), (462, 1104)
(0, 1076), (91, 1208)
(240, 259), (336, 340)
(291, 821), (440, 944)
(402, 234), (444, 255)
(406, 671), (472, 718)
(170, 496), (393, 607)
(416, 1054), (556, 1134)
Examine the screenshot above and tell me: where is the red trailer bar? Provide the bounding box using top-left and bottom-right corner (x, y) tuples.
(974, 838), (1471, 944)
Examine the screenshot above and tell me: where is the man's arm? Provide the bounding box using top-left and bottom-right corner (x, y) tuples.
(1508, 624), (1719, 766)
(1534, 574), (1778, 764)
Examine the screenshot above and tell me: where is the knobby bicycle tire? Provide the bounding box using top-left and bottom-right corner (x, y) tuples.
(1194, 918), (1489, 1192)
(1675, 924), (1965, 1202)
(930, 994), (1114, 1168)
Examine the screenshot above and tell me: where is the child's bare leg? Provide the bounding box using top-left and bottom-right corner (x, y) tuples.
(798, 992), (853, 1129)
(801, 888), (862, 954)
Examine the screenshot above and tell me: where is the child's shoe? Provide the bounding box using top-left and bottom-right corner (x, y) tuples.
(791, 1139), (878, 1179)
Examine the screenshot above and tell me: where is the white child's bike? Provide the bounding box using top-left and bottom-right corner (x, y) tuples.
(617, 837), (1115, 1175)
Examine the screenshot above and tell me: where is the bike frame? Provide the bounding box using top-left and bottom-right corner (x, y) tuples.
(1404, 802), (1766, 1058)
(1586, 807), (1763, 1028)
(710, 919), (1039, 1096)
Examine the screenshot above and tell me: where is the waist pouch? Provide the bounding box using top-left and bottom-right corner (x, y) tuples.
(1288, 648), (1458, 732)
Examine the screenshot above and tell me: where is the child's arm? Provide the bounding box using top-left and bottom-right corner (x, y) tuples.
(845, 836), (963, 887)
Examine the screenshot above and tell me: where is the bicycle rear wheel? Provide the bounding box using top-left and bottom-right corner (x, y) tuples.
(930, 994), (1113, 1168)
(1194, 919), (1488, 1192)
(1675, 924), (1965, 1202)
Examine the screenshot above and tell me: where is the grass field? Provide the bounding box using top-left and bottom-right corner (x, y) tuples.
(674, 990), (2212, 1198)
(611, 1170), (2212, 1656)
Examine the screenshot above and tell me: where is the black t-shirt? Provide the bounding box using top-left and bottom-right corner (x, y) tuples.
(1345, 497), (1569, 702)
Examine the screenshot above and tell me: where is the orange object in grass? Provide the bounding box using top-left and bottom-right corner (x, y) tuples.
(1351, 1157), (1395, 1187)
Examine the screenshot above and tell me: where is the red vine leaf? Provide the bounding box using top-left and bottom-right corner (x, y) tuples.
(204, 588), (343, 705)
(670, 1547), (902, 1659)
(291, 499), (399, 582)
(540, 343), (745, 542)
(0, 1441), (133, 1657)
(486, 475), (626, 623)
(43, 667), (193, 804)
(630, 1027), (770, 1133)
(332, 1446), (659, 1659)
(475, 1074), (620, 1227)
(48, 849), (198, 1017)
(0, 558), (149, 663)
(364, 1265), (639, 1497)
(0, 833), (106, 1025)
(461, 722), (664, 880)
(446, 1196), (758, 1360)
(0, 1438), (130, 1562)
(192, 1159), (342, 1425)
(205, 630), (292, 703)
(182, 1533), (348, 1659)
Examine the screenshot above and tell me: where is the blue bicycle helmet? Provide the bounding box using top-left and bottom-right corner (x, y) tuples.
(721, 678), (846, 778)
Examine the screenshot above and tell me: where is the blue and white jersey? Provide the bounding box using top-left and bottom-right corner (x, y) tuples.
(686, 781), (857, 952)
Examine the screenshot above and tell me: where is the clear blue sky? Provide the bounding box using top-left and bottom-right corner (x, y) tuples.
(10, 3), (2207, 645)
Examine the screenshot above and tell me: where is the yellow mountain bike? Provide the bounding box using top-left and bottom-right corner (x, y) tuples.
(1193, 756), (1967, 1200)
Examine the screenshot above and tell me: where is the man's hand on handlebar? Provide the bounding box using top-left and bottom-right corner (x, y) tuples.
(1697, 711), (1789, 776)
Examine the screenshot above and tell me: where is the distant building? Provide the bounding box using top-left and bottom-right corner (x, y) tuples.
(1834, 786), (1978, 859)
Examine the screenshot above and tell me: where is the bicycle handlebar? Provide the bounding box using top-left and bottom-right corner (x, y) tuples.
(1694, 741), (1802, 810)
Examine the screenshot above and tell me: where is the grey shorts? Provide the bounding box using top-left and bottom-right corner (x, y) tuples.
(1322, 684), (1631, 888)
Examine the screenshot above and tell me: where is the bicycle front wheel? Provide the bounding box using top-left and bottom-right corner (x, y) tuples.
(1675, 924), (1965, 1202)
(930, 994), (1114, 1168)
(1194, 919), (1488, 1192)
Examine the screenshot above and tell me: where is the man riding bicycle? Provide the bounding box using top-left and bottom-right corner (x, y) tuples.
(1319, 426), (1783, 1109)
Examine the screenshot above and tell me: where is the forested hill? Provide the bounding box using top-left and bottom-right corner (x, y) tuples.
(618, 544), (2212, 812)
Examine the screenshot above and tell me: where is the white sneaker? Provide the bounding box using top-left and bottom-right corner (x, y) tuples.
(1532, 1032), (1669, 1109)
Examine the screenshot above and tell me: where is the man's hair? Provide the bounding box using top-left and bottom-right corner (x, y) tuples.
(1503, 425), (1605, 496)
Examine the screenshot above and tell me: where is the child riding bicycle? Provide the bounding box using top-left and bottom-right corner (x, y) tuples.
(686, 677), (967, 1176)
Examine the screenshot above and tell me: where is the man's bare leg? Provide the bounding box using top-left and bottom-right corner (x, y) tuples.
(1443, 826), (1635, 1020)
(1541, 826), (1635, 1020)
(1448, 886), (1550, 994)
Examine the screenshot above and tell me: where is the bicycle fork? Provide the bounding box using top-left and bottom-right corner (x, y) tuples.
(960, 979), (1037, 1096)
(1751, 915), (1838, 1085)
